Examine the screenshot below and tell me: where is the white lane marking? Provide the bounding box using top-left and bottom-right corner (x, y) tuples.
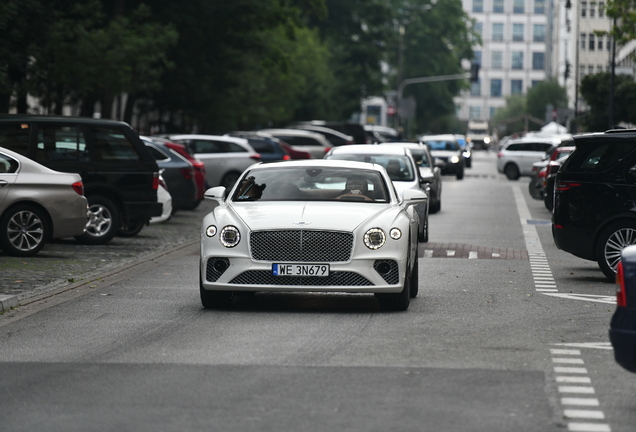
(567, 423), (611, 432)
(553, 358), (585, 364)
(468, 251), (478, 259)
(564, 410), (605, 419)
(557, 376), (592, 384)
(562, 398), (600, 406)
(542, 293), (616, 305)
(512, 185), (558, 293)
(559, 386), (595, 394)
(551, 349), (582, 355)
(446, 250), (455, 257)
(554, 367), (588, 374)
(553, 343), (612, 350)
(424, 250), (433, 258)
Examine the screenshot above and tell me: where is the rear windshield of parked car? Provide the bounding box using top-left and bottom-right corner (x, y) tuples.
(231, 167), (390, 203)
(565, 140), (636, 173)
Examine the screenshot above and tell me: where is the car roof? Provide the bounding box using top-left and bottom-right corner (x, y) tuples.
(329, 144), (407, 156)
(167, 134), (251, 148)
(504, 136), (563, 145)
(259, 128), (326, 138)
(289, 125), (353, 140)
(421, 134), (457, 141)
(247, 158), (387, 173)
(0, 114), (131, 127)
(378, 142), (426, 151)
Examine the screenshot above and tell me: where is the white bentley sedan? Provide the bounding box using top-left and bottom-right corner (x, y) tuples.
(199, 160), (426, 311)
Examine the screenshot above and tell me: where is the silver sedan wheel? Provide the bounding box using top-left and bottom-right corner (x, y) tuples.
(7, 210), (44, 252)
(86, 203), (113, 238)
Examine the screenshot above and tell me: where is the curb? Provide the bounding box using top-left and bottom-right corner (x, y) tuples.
(2, 239), (199, 312)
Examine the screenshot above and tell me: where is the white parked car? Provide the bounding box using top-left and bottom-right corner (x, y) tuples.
(259, 129), (332, 159)
(199, 160), (426, 311)
(496, 137), (561, 180)
(167, 134), (261, 189)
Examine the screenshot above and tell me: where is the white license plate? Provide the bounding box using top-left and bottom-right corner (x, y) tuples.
(272, 264), (330, 277)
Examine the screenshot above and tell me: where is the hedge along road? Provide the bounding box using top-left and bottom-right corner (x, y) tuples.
(0, 200), (214, 312)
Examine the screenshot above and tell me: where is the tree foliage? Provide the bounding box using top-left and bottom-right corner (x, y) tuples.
(0, 0), (476, 133)
(580, 72), (636, 130)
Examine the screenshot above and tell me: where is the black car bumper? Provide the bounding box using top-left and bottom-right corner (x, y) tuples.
(552, 224), (595, 261)
(124, 201), (163, 219)
(610, 307), (636, 372)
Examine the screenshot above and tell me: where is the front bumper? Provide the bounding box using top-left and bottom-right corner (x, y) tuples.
(200, 256), (406, 293)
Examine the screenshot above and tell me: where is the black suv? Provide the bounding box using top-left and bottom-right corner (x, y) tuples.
(552, 129), (636, 280)
(0, 115), (162, 245)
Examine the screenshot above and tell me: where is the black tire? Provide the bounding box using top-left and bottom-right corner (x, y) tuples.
(528, 178), (542, 200)
(504, 163), (520, 180)
(75, 195), (120, 245)
(221, 172), (241, 189)
(118, 220), (145, 237)
(456, 168), (464, 180)
(466, 158), (472, 168)
(200, 278), (234, 309)
(595, 220), (636, 281)
(431, 196), (441, 213)
(377, 254), (411, 311)
(0, 204), (49, 257)
(410, 253), (419, 298)
(419, 217), (429, 243)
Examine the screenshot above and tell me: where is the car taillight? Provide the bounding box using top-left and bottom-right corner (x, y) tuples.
(180, 167), (194, 179)
(617, 260), (627, 307)
(555, 182), (581, 191)
(497, 152), (503, 158)
(538, 168), (548, 178)
(282, 154), (291, 161)
(152, 172), (159, 190)
(324, 147), (332, 154)
(250, 154), (261, 161)
(72, 181), (84, 196)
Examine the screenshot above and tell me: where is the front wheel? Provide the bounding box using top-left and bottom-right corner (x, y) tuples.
(410, 253), (419, 298)
(75, 195), (120, 245)
(0, 204), (49, 256)
(200, 276), (234, 309)
(377, 258), (411, 311)
(596, 220), (636, 281)
(504, 163), (520, 180)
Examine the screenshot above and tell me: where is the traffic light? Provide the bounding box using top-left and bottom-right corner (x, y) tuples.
(470, 63), (480, 82)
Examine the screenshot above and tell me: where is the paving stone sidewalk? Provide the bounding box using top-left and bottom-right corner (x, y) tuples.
(0, 200), (213, 303)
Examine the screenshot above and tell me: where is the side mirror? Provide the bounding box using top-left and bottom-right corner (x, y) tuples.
(204, 186), (226, 201)
(402, 188), (427, 207)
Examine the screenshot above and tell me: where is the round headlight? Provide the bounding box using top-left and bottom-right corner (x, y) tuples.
(450, 155), (460, 163)
(390, 228), (402, 240)
(219, 226), (240, 247)
(206, 225), (217, 237)
(364, 228), (386, 250)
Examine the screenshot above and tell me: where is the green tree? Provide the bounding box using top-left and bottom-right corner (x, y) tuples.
(526, 79), (568, 122)
(580, 72), (636, 131)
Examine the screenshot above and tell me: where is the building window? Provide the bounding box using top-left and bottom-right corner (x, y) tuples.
(472, 22), (483, 42)
(491, 79), (502, 97)
(533, 24), (545, 42)
(532, 52), (545, 70)
(581, 33), (587, 50)
(473, 51), (482, 66)
(580, 65), (586, 77)
(493, 0), (504, 12)
(511, 80), (523, 95)
(511, 52), (524, 69)
(473, 0), (484, 12)
(470, 80), (481, 96)
(534, 0), (545, 13)
(492, 23), (504, 41)
(491, 51), (503, 69)
(513, 24), (524, 41)
(589, 34), (595, 51)
(514, 0), (525, 13)
(598, 36), (603, 50)
(597, 65), (604, 73)
(599, 1), (605, 17)
(588, 65), (595, 74)
(532, 80), (542, 87)
(489, 107), (497, 118)
(590, 1), (596, 17)
(607, 36), (612, 51)
(469, 106), (482, 119)
(581, 1), (587, 17)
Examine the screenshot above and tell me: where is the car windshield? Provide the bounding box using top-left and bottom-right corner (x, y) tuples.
(326, 154), (415, 182)
(425, 140), (459, 151)
(231, 167), (390, 203)
(409, 150), (430, 168)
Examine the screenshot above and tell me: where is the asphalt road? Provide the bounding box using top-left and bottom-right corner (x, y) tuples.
(0, 151), (633, 432)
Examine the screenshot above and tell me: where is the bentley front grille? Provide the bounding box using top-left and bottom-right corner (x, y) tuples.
(373, 260), (399, 284)
(229, 271), (372, 286)
(206, 258), (230, 282)
(250, 230), (353, 262)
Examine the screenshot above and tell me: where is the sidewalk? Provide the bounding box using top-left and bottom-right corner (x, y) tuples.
(0, 200), (214, 312)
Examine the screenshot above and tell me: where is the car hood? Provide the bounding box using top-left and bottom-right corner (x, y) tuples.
(230, 201), (392, 232)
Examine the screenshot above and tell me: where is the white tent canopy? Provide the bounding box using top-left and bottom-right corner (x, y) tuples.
(540, 121), (568, 134)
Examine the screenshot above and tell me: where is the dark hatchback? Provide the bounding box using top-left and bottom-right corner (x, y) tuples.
(610, 246), (636, 373)
(0, 115), (161, 245)
(552, 129), (636, 280)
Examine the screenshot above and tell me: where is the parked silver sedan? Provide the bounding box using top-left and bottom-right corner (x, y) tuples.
(0, 147), (88, 256)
